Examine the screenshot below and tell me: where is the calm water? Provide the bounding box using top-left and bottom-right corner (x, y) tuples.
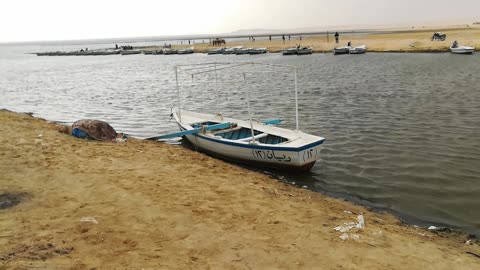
(1, 42), (479, 235)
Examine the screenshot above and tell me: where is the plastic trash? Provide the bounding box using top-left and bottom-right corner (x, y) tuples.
(428, 226), (438, 230)
(80, 217), (98, 224)
(357, 214), (365, 229)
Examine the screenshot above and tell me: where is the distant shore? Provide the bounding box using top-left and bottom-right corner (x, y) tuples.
(142, 26), (480, 53)
(1, 109), (480, 269)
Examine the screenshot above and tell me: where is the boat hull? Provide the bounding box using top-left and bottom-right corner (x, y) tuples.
(450, 46), (475, 54)
(174, 111), (324, 171)
(181, 129), (321, 171)
(334, 47), (350, 55)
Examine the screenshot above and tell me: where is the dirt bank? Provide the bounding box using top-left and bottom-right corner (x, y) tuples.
(0, 110), (479, 269)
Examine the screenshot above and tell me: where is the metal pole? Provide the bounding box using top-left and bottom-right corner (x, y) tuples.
(175, 66), (181, 122)
(214, 62), (219, 113)
(244, 73), (256, 143)
(294, 66), (299, 131)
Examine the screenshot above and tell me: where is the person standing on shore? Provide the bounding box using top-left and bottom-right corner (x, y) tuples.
(335, 32), (339, 44)
(282, 35), (285, 44)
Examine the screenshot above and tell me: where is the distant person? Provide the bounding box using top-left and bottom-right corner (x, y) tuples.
(299, 35), (302, 41)
(115, 44), (118, 49)
(288, 35), (291, 40)
(269, 35), (271, 41)
(452, 40), (458, 48)
(282, 35), (285, 44)
(347, 41), (351, 47)
(335, 32), (339, 44)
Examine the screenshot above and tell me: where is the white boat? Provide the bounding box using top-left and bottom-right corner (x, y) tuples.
(149, 62), (325, 171)
(334, 46), (351, 55)
(207, 48), (225, 55)
(450, 45), (475, 54)
(120, 50), (141, 55)
(163, 48), (178, 55)
(282, 48), (298, 55)
(178, 48), (194, 54)
(235, 48), (251, 55)
(349, 45), (366, 54)
(249, 48), (267, 54)
(223, 46), (243, 54)
(296, 47), (312, 55)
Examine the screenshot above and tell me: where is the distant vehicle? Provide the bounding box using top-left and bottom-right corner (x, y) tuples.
(432, 32), (446, 41)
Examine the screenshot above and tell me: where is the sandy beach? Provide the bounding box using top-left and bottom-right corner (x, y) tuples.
(142, 26), (480, 53)
(1, 110), (479, 269)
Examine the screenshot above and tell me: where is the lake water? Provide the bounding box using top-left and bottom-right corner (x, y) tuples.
(1, 42), (479, 235)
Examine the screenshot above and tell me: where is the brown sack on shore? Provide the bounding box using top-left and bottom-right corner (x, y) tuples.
(72, 119), (117, 142)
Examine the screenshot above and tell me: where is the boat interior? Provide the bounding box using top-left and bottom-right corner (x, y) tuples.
(192, 121), (289, 145)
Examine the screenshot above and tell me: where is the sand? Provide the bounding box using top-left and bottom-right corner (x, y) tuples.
(1, 110), (479, 269)
(143, 26), (480, 53)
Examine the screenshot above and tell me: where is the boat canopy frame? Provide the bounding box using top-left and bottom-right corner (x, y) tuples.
(173, 61), (301, 136)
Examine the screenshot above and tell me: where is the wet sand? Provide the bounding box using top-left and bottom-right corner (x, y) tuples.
(1, 110), (479, 269)
(145, 26), (480, 53)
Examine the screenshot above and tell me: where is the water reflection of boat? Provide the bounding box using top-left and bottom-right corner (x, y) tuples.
(148, 62), (325, 171)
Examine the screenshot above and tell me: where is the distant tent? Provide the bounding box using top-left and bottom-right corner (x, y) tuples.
(72, 119), (117, 142)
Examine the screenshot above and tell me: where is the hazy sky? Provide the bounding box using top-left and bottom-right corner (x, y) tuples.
(1, 0), (479, 42)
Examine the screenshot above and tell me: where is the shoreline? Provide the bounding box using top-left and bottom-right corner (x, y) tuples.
(1, 109), (479, 269)
(30, 26), (480, 55)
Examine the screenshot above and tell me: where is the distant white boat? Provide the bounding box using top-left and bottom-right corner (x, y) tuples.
(296, 47), (312, 55)
(178, 48), (194, 54)
(163, 48), (178, 55)
(120, 50), (141, 55)
(235, 48), (251, 55)
(334, 46), (351, 55)
(207, 48), (225, 55)
(450, 45), (475, 54)
(282, 48), (298, 55)
(223, 46), (243, 54)
(249, 48), (268, 54)
(349, 45), (367, 54)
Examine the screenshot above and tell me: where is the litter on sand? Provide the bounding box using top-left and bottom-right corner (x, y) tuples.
(80, 217), (98, 224)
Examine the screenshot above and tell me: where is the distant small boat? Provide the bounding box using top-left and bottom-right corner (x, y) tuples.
(249, 48), (268, 54)
(282, 48), (298, 55)
(152, 50), (163, 55)
(349, 45), (367, 54)
(296, 47), (312, 55)
(143, 51), (153, 55)
(178, 48), (194, 54)
(207, 48), (225, 55)
(163, 48), (178, 55)
(450, 45), (475, 54)
(334, 46), (351, 55)
(235, 48), (251, 55)
(121, 50), (141, 55)
(223, 46), (243, 54)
